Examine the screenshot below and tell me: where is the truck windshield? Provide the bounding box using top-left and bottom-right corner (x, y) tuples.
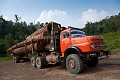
(71, 29), (85, 38)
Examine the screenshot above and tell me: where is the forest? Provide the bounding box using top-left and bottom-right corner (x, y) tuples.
(0, 13), (120, 57)
(0, 15), (44, 57)
(84, 13), (120, 35)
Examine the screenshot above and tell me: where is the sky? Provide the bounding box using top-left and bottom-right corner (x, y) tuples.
(0, 0), (120, 28)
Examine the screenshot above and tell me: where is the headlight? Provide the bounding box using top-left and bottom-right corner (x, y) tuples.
(91, 42), (105, 49)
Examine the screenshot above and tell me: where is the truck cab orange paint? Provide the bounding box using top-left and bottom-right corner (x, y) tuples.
(60, 28), (71, 56)
(60, 27), (105, 57)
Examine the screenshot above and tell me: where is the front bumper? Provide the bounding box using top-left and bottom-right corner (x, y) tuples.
(90, 51), (111, 56)
(98, 51), (111, 60)
(83, 50), (111, 60)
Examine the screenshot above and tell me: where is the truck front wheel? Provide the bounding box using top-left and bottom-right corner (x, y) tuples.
(85, 57), (98, 67)
(66, 54), (83, 74)
(36, 57), (44, 69)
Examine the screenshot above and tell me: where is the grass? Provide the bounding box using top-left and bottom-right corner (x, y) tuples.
(100, 30), (120, 51)
(0, 56), (12, 62)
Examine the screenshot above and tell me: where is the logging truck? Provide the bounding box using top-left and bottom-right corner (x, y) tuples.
(7, 22), (110, 74)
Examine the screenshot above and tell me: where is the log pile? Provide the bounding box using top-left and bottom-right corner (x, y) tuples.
(7, 22), (61, 55)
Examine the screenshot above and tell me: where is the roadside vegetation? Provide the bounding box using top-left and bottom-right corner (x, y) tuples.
(0, 15), (45, 58)
(101, 30), (120, 51)
(0, 56), (12, 62)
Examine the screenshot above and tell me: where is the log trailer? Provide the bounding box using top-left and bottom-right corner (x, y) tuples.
(7, 22), (110, 74)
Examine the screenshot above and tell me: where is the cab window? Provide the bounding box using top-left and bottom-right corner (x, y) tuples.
(71, 29), (85, 38)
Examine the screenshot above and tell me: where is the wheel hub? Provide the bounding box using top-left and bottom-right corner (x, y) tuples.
(36, 59), (40, 65)
(32, 60), (35, 64)
(69, 60), (75, 69)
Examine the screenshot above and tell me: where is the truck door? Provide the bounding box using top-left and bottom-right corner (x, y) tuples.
(60, 32), (71, 54)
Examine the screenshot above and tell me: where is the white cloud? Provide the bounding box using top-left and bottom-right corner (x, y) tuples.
(36, 10), (72, 27)
(82, 9), (109, 22)
(35, 9), (110, 28)
(114, 10), (120, 15)
(3, 16), (10, 20)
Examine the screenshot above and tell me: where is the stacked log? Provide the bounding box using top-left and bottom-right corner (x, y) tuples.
(7, 22), (61, 55)
(11, 42), (45, 54)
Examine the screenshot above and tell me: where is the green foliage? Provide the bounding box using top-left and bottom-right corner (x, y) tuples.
(101, 30), (120, 51)
(84, 12), (120, 35)
(0, 15), (39, 57)
(0, 56), (12, 62)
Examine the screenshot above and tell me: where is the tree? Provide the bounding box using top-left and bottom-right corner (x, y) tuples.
(14, 14), (21, 23)
(0, 14), (37, 57)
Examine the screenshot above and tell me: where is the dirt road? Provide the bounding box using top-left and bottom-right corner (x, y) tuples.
(0, 52), (120, 80)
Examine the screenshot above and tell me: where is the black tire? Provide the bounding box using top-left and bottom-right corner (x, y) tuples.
(43, 57), (48, 68)
(13, 56), (20, 63)
(31, 57), (36, 67)
(85, 57), (98, 67)
(36, 57), (44, 69)
(66, 54), (83, 74)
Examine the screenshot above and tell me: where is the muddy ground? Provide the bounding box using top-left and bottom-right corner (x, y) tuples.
(0, 52), (120, 80)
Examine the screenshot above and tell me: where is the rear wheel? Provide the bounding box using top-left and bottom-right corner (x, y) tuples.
(31, 57), (36, 67)
(85, 57), (98, 67)
(66, 54), (83, 74)
(43, 56), (48, 67)
(36, 57), (44, 69)
(13, 56), (20, 63)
